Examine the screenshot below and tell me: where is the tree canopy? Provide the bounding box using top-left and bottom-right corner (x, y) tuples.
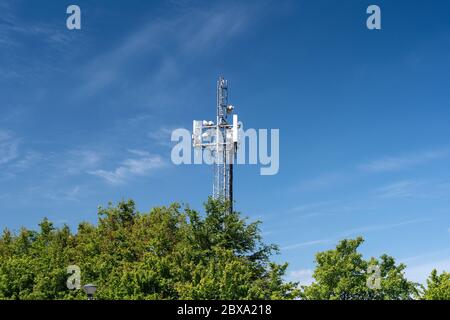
(0, 199), (448, 300)
(300, 237), (421, 300)
(0, 198), (299, 300)
(422, 269), (450, 300)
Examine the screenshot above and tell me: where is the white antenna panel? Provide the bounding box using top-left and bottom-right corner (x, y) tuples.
(193, 120), (203, 147)
(232, 114), (238, 143)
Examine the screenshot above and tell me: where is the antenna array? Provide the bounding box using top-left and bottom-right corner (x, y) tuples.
(192, 77), (240, 210)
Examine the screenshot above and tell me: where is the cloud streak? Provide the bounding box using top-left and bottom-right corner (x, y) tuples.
(148, 126), (178, 147)
(89, 150), (165, 185)
(339, 218), (428, 238)
(359, 149), (449, 173)
(295, 173), (346, 192)
(75, 1), (259, 99)
(64, 150), (103, 175)
(374, 179), (450, 199)
(293, 147), (450, 192)
(0, 130), (19, 165)
(374, 180), (424, 198)
(0, 0), (70, 49)
(287, 269), (314, 286)
(405, 258), (450, 285)
(281, 239), (332, 251)
(281, 218), (427, 252)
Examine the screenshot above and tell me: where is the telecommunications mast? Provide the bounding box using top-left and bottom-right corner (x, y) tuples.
(192, 77), (240, 212)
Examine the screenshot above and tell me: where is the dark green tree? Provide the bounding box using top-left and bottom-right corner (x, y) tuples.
(0, 198), (299, 300)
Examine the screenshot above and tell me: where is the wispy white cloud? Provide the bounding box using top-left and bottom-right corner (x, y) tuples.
(179, 4), (250, 55)
(285, 201), (361, 220)
(0, 0), (70, 49)
(404, 258), (450, 285)
(64, 150), (103, 175)
(44, 185), (82, 202)
(295, 173), (346, 192)
(0, 130), (19, 165)
(374, 180), (424, 198)
(291, 147), (450, 195)
(287, 269), (314, 286)
(0, 0), (78, 86)
(359, 149), (449, 173)
(73, 1), (262, 102)
(148, 126), (177, 147)
(261, 230), (274, 237)
(0, 130), (49, 180)
(281, 239), (332, 251)
(374, 179), (450, 199)
(89, 150), (165, 185)
(9, 151), (42, 171)
(281, 218), (427, 252)
(400, 248), (450, 265)
(287, 202), (332, 214)
(339, 218), (428, 238)
(0, 106), (27, 124)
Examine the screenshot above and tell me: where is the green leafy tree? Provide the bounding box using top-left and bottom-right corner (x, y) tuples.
(422, 270), (450, 300)
(300, 237), (420, 300)
(0, 198), (299, 300)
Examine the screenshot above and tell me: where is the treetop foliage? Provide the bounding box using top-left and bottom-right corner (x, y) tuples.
(0, 198), (448, 300)
(0, 197), (298, 300)
(299, 237), (443, 300)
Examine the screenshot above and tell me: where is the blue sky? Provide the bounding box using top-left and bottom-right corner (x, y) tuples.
(1, 0), (449, 285)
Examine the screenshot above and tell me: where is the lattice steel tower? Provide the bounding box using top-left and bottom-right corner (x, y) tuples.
(193, 77), (239, 210)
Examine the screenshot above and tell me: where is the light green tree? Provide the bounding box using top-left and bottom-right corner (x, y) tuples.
(300, 237), (420, 300)
(422, 270), (450, 300)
